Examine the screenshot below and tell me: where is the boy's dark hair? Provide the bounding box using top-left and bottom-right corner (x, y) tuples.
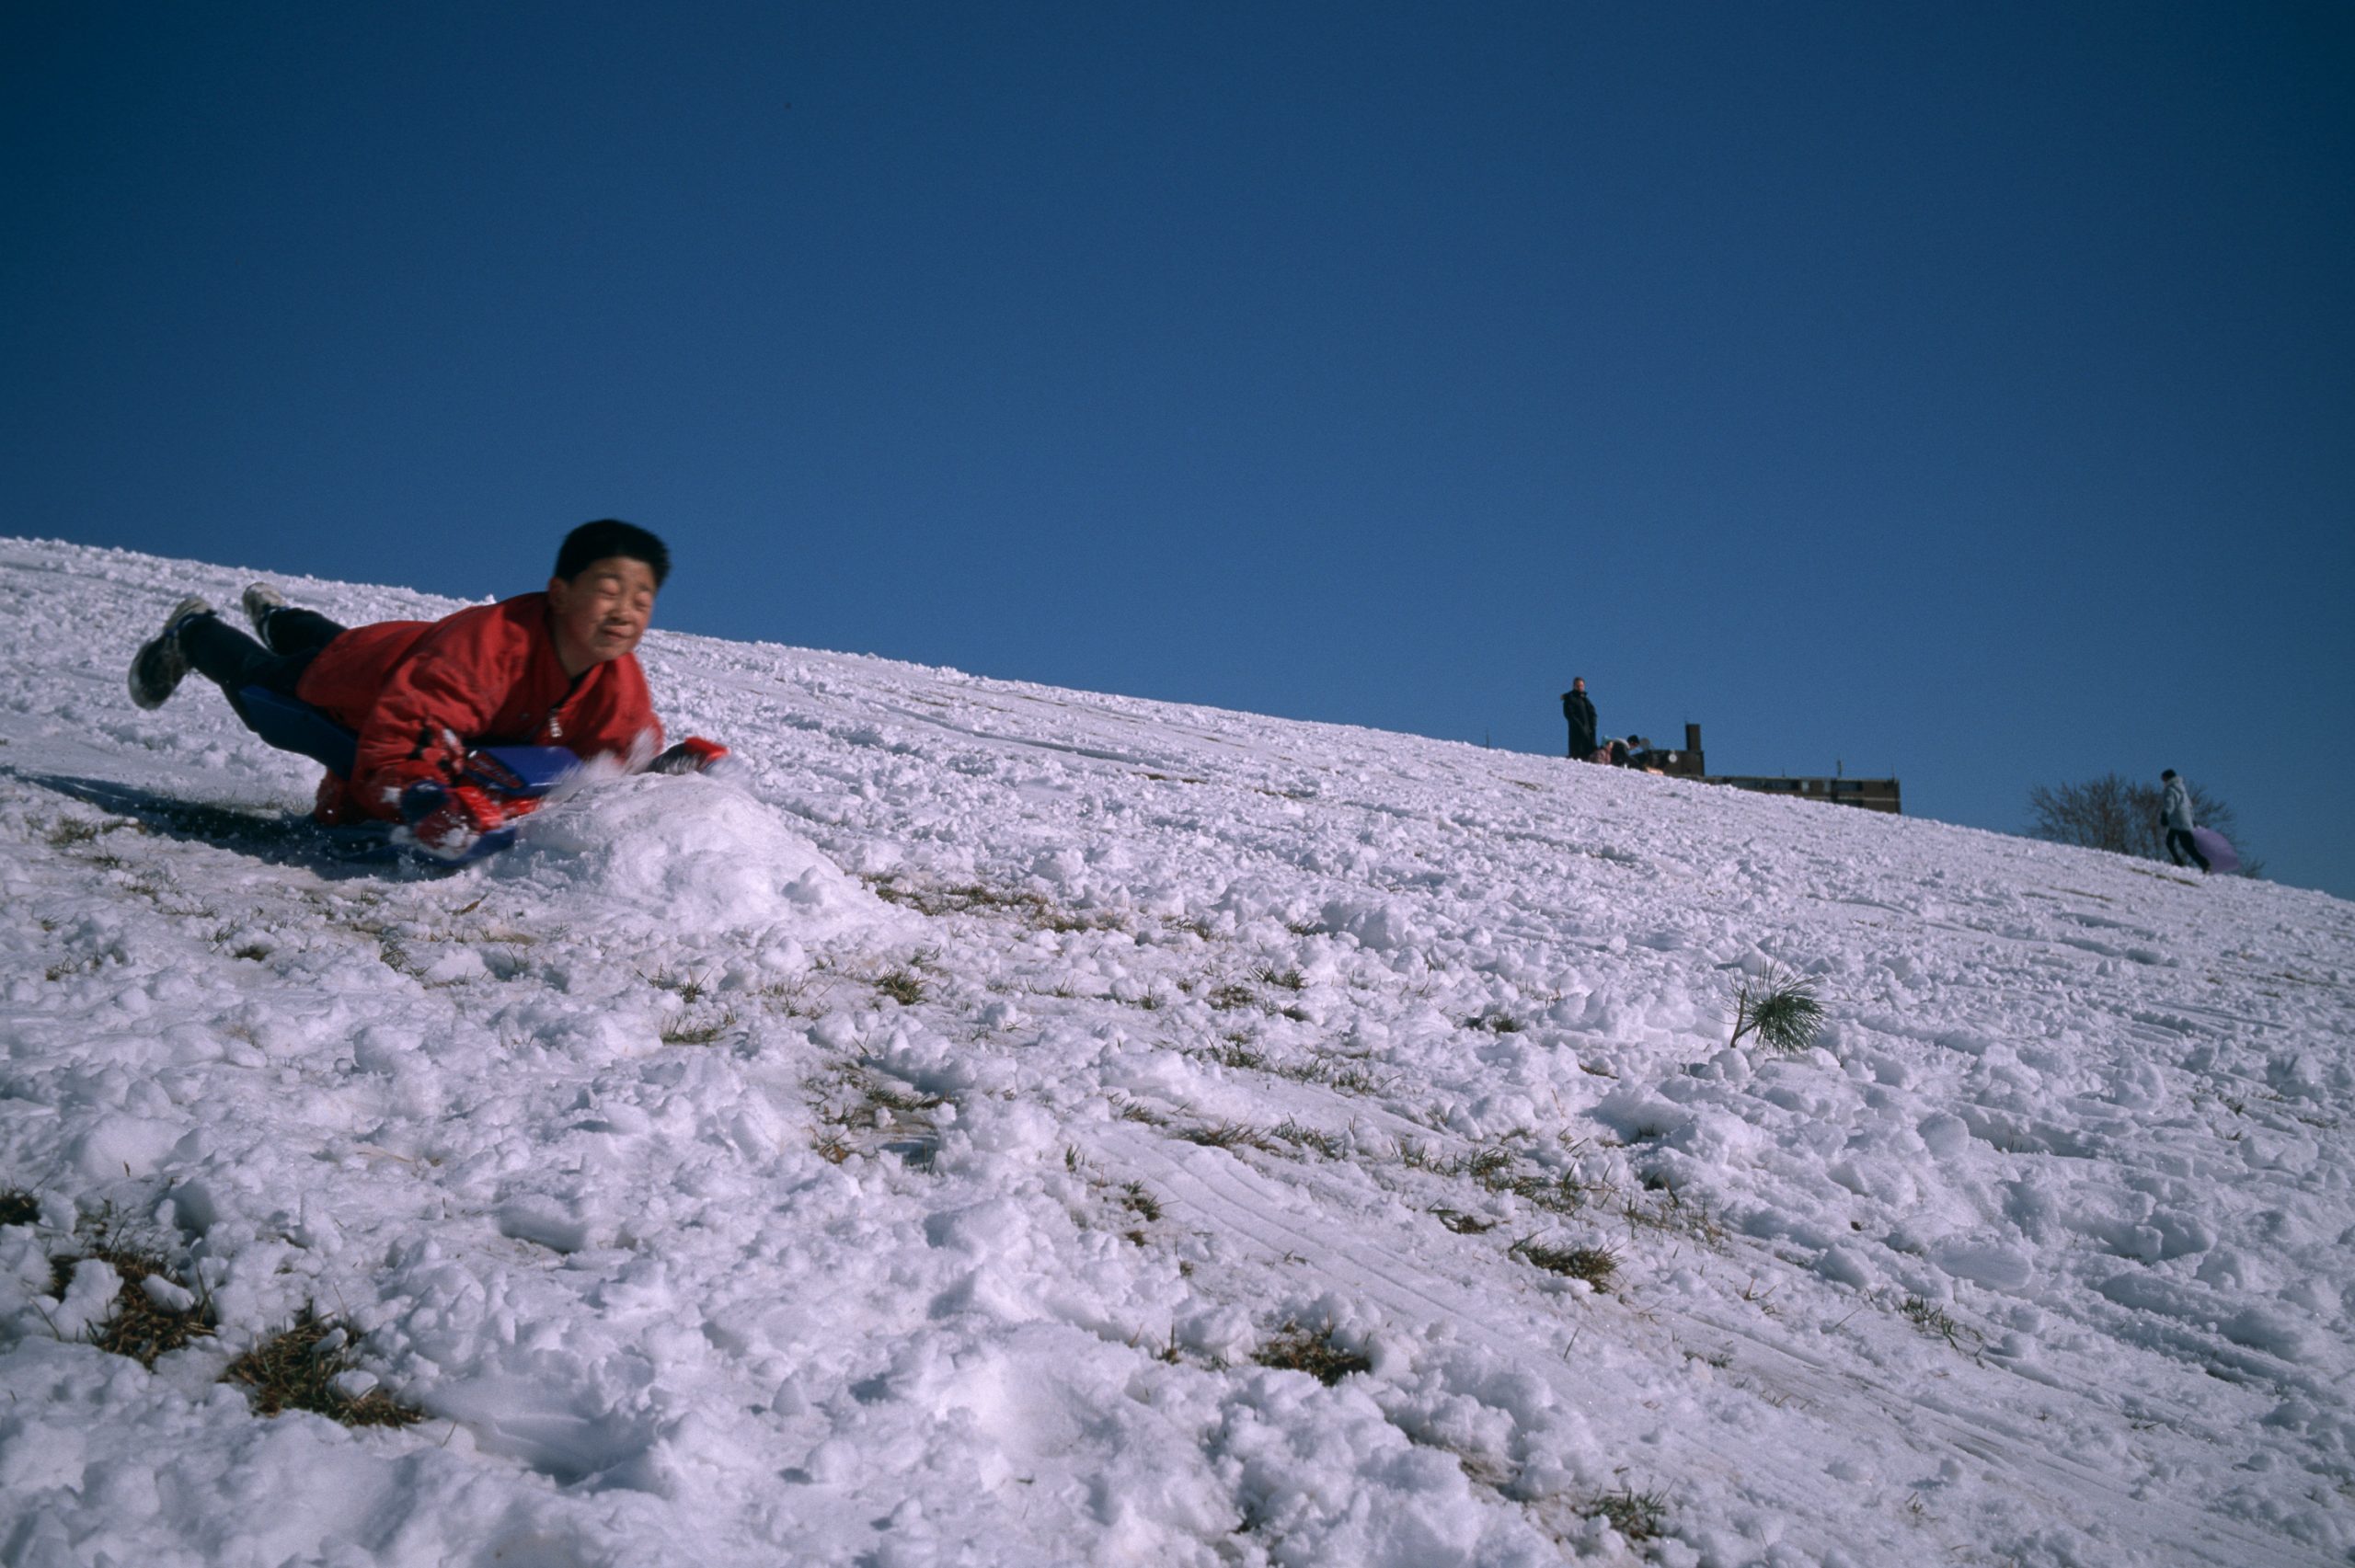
(555, 520), (670, 588)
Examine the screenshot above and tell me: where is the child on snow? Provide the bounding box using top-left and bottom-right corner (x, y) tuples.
(128, 518), (723, 859)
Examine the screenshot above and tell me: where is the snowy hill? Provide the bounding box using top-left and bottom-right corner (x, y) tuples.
(3, 535), (2351, 1567)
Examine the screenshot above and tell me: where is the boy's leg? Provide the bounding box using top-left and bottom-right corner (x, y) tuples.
(259, 607), (345, 658)
(133, 605), (331, 738)
(178, 612), (316, 699)
(132, 588), (349, 712)
(127, 597), (214, 710)
(243, 582), (345, 657)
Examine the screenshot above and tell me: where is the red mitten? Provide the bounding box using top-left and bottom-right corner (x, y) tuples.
(649, 737), (732, 776)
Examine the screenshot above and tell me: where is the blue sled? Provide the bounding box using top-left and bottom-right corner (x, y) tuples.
(237, 685), (579, 865)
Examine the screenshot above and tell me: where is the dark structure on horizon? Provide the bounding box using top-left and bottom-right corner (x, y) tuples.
(1615, 724), (1901, 815)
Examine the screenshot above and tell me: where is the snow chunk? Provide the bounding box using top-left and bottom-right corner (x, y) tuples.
(429, 1369), (666, 1491)
(51, 1258), (122, 1339)
(1315, 897), (1420, 953)
(0, 1399), (87, 1494)
(496, 1194), (592, 1254)
(1931, 1238), (2033, 1292)
(1916, 1112), (1970, 1160)
(1816, 1245), (1874, 1288)
(2221, 1304), (2315, 1362)
(139, 1273), (196, 1313)
(68, 1113), (186, 1181)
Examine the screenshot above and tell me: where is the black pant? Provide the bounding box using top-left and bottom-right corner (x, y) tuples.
(2165, 828), (2210, 872)
(180, 607), (346, 729)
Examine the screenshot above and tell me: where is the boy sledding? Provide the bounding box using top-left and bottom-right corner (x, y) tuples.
(126, 519), (727, 862)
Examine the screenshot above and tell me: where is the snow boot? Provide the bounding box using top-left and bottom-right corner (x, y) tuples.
(242, 581), (287, 644)
(127, 596), (216, 710)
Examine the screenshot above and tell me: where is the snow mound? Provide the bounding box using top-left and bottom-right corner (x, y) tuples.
(496, 773), (898, 941)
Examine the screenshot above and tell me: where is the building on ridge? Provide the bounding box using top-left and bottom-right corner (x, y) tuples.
(1603, 724), (1901, 814)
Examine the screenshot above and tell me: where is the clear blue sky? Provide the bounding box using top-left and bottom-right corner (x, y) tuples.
(8, 3), (2351, 898)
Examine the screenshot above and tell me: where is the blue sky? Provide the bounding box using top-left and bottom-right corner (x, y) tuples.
(7, 3), (2351, 898)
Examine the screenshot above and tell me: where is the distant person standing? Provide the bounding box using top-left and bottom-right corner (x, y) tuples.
(1561, 678), (1598, 761)
(2160, 769), (2210, 873)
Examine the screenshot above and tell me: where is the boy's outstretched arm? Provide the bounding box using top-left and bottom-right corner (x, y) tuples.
(347, 620), (523, 818)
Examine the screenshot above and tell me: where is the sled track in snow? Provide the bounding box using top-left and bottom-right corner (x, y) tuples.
(1094, 1121), (2331, 1567)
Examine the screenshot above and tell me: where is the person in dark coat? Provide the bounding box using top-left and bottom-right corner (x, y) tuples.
(1561, 678), (1598, 761)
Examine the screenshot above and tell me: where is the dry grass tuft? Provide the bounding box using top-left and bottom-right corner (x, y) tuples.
(875, 968), (926, 1006)
(660, 1009), (739, 1046)
(1591, 1485), (1668, 1542)
(49, 1209), (214, 1367)
(641, 966), (718, 1003)
(864, 877), (1126, 933)
(1119, 1182), (1162, 1224)
(1511, 1237), (1620, 1289)
(1899, 1293), (1979, 1349)
(1269, 1119), (1346, 1159)
(1178, 1121), (1281, 1154)
(222, 1305), (424, 1426)
(1252, 1321), (1371, 1386)
(1432, 1208), (1497, 1235)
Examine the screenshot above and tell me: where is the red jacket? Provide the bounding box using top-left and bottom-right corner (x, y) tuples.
(294, 592), (662, 822)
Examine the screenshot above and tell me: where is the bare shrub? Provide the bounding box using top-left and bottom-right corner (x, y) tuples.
(2027, 773), (2258, 874)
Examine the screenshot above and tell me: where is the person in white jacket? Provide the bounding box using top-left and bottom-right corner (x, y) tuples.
(2160, 770), (2210, 873)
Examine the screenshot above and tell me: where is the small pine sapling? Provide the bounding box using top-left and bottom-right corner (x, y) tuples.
(1728, 965), (1825, 1052)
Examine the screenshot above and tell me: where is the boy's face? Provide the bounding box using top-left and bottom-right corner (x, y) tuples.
(547, 555), (659, 675)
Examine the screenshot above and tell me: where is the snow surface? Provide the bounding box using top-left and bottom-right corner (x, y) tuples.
(3, 535), (2352, 1567)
